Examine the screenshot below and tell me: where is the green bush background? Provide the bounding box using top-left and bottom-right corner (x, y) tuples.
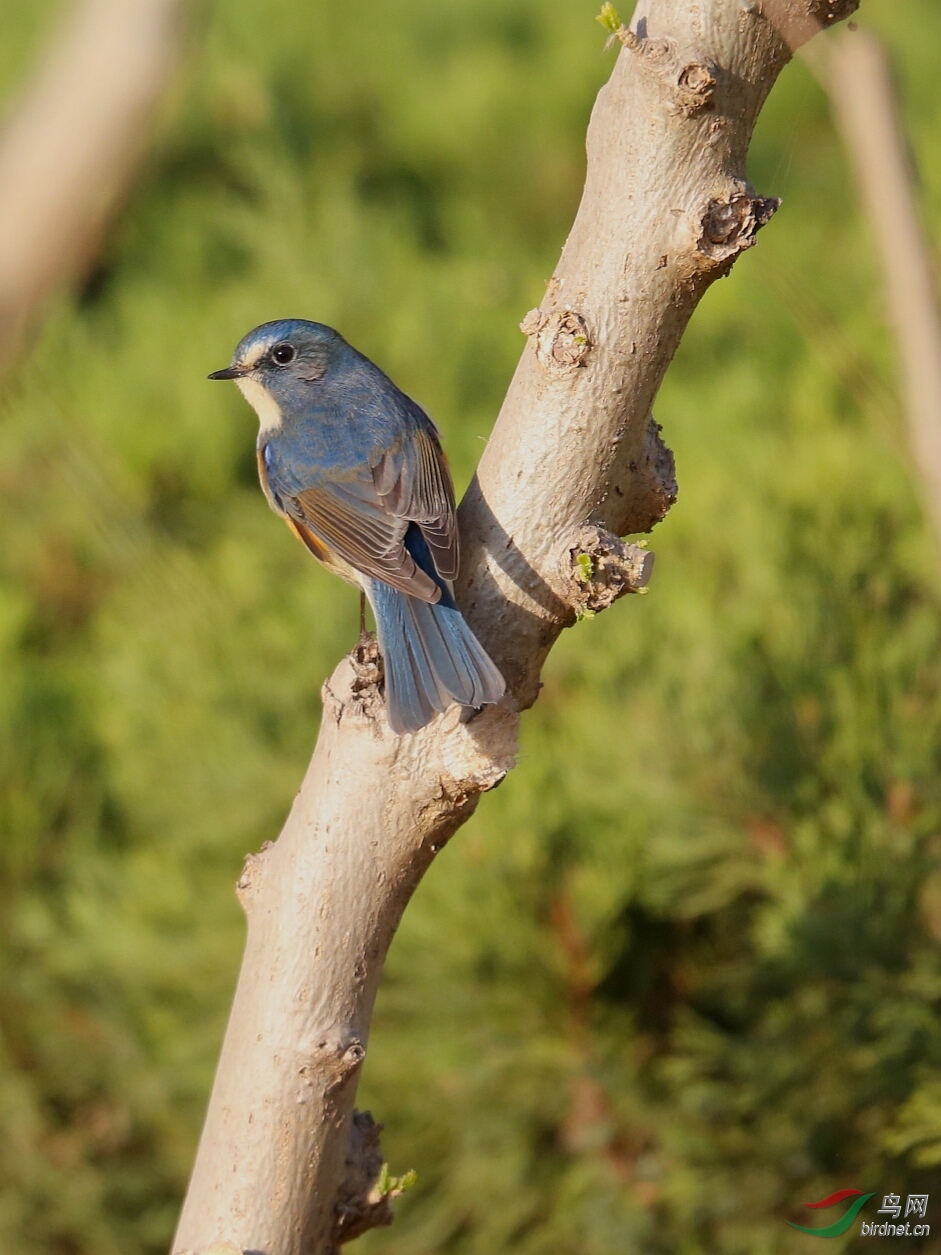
(2, 0), (941, 1251)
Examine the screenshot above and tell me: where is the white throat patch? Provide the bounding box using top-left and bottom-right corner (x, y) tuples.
(236, 375), (283, 433)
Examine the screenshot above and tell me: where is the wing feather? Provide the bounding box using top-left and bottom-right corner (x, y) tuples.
(372, 425), (459, 581)
(265, 404), (459, 598)
(288, 482), (441, 602)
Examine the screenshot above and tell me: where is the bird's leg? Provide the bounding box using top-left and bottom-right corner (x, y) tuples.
(354, 588), (378, 662)
(356, 590), (376, 654)
(351, 588), (382, 700)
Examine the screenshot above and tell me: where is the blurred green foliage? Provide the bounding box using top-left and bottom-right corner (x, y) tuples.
(1, 0), (941, 1251)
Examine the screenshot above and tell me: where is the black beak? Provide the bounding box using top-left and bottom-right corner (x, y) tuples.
(207, 366), (245, 380)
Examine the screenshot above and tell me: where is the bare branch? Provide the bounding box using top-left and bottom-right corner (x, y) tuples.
(0, 0), (189, 365)
(177, 1245), (243, 1255)
(821, 28), (941, 557)
(173, 2), (859, 1252)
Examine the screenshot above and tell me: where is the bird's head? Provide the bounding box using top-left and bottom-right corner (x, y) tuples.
(209, 319), (347, 431)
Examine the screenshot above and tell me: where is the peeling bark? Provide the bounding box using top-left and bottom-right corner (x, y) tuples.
(173, 2), (859, 1252)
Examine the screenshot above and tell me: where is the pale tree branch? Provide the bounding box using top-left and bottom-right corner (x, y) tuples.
(0, 0), (190, 366)
(819, 28), (941, 559)
(172, 2), (860, 1252)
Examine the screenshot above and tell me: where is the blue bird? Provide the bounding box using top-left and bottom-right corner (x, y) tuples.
(209, 319), (505, 734)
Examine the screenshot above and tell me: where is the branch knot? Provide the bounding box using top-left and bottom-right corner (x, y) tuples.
(234, 842), (273, 912)
(615, 27), (717, 115)
(568, 526), (654, 619)
(521, 308), (592, 375)
(675, 60), (718, 114)
(695, 191), (779, 270)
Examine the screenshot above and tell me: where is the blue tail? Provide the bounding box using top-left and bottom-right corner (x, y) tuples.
(364, 528), (505, 734)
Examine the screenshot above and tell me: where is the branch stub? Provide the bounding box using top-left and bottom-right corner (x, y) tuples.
(568, 526), (655, 618)
(331, 1111), (399, 1248)
(695, 192), (780, 270)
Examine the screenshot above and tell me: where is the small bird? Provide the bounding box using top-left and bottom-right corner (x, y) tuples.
(209, 319), (505, 734)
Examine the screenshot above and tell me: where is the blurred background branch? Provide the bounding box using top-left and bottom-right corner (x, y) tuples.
(0, 0), (190, 367)
(820, 27), (941, 560)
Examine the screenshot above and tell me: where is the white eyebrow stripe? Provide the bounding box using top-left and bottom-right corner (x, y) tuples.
(240, 342), (270, 369)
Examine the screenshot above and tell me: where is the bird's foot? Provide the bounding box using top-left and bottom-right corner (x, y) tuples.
(351, 631), (382, 694)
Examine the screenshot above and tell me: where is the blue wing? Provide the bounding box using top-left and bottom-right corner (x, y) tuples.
(263, 420), (459, 604)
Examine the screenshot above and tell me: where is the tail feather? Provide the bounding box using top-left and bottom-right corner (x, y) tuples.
(366, 578), (505, 734)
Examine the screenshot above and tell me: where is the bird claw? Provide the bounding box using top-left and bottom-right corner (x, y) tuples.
(351, 632), (382, 692)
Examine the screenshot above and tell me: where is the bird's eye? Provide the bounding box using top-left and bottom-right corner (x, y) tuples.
(271, 342), (296, 366)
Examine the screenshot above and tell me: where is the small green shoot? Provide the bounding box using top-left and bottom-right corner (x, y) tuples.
(376, 1162), (418, 1198)
(596, 3), (622, 34)
(397, 1169), (418, 1193)
(575, 553), (594, 583)
(575, 606), (596, 623)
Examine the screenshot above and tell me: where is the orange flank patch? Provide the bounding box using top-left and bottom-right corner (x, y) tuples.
(256, 445), (361, 587)
(285, 515), (330, 564)
(284, 515), (362, 588)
